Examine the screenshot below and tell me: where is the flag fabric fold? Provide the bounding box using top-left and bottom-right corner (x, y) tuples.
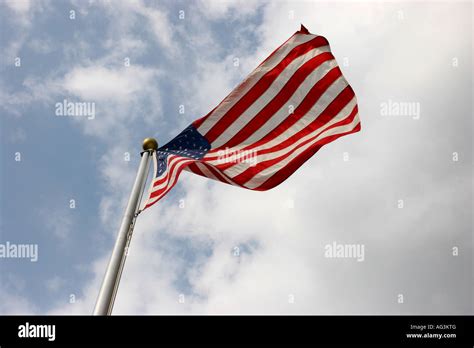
(142, 25), (361, 210)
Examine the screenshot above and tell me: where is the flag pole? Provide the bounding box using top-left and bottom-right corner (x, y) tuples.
(93, 138), (158, 315)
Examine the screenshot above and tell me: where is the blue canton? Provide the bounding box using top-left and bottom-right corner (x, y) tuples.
(155, 124), (211, 178)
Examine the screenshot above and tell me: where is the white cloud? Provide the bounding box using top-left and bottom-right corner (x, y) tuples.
(198, 0), (263, 20)
(93, 0), (176, 54)
(0, 275), (38, 314)
(47, 256), (109, 314)
(4, 1), (471, 315)
(1, 0), (50, 60)
(3, 0), (32, 14)
(45, 276), (66, 293)
(44, 210), (74, 242)
(0, 288), (38, 314)
(186, 55), (243, 119)
(137, 6), (174, 51)
(28, 38), (54, 54)
(98, 1), (470, 315)
(64, 67), (162, 138)
(63, 65), (160, 102)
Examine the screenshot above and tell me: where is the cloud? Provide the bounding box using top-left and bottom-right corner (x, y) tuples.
(0, 275), (38, 314)
(99, 1), (471, 315)
(136, 5), (174, 51)
(3, 0), (32, 14)
(197, 0), (265, 20)
(63, 65), (160, 102)
(1, 0), (50, 60)
(0, 288), (38, 314)
(93, 0), (176, 54)
(2, 1), (471, 315)
(1, 63), (162, 138)
(45, 276), (66, 293)
(47, 256), (109, 314)
(185, 55), (243, 119)
(41, 209), (74, 242)
(27, 38), (54, 54)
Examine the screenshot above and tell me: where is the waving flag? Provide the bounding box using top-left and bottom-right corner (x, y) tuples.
(142, 25), (360, 210)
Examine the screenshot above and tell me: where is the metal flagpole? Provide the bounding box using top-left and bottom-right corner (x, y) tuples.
(93, 138), (158, 315)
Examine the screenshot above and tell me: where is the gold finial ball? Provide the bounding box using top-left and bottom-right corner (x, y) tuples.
(142, 138), (158, 151)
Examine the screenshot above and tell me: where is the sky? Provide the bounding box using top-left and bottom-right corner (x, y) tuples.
(0, 0), (472, 315)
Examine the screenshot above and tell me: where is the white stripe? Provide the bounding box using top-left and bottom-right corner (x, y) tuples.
(150, 157), (191, 192)
(210, 46), (331, 148)
(223, 97), (357, 178)
(144, 153), (175, 208)
(152, 154), (177, 183)
(195, 162), (219, 181)
(189, 161), (240, 187)
(206, 75), (348, 166)
(206, 164), (240, 186)
(146, 159), (194, 206)
(244, 116), (360, 189)
(194, 161), (239, 186)
(197, 33), (318, 135)
(225, 58), (339, 148)
(148, 158), (192, 203)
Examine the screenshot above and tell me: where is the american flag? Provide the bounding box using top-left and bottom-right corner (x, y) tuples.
(142, 25), (360, 210)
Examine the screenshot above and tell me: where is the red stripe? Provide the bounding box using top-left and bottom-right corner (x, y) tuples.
(150, 158), (192, 197)
(149, 159), (193, 199)
(193, 106), (218, 129)
(202, 151), (240, 172)
(236, 106), (358, 187)
(202, 163), (240, 186)
(219, 52), (334, 149)
(205, 66), (343, 161)
(255, 122), (361, 191)
(144, 201), (155, 209)
(187, 162), (225, 184)
(204, 36), (329, 143)
(192, 32), (302, 130)
(151, 155), (176, 186)
(231, 88), (356, 184)
(187, 162), (206, 177)
(194, 163), (227, 184)
(145, 182), (176, 209)
(190, 162), (235, 185)
(259, 31), (304, 67)
(152, 157), (188, 187)
(210, 76), (351, 176)
(247, 86), (355, 158)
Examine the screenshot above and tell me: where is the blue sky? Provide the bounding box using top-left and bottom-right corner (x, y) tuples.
(0, 0), (472, 314)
